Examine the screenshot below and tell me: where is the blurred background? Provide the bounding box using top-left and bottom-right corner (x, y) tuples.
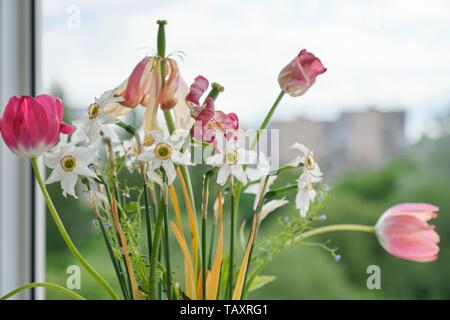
(41, 0), (450, 299)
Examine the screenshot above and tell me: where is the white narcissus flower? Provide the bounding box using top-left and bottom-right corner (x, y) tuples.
(137, 131), (192, 185)
(72, 101), (120, 144)
(44, 146), (97, 198)
(287, 143), (322, 177)
(296, 172), (323, 218)
(205, 133), (257, 186)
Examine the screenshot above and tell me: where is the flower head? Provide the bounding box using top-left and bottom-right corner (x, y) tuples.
(0, 95), (74, 158)
(100, 56), (183, 135)
(278, 49), (326, 97)
(375, 203), (440, 262)
(206, 133), (256, 185)
(44, 145), (97, 198)
(137, 131), (191, 185)
(186, 76), (238, 146)
(72, 101), (119, 144)
(290, 143), (323, 218)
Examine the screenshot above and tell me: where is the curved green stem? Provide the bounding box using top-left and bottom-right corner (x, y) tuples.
(31, 159), (119, 300)
(1, 282), (86, 300)
(293, 224), (376, 243)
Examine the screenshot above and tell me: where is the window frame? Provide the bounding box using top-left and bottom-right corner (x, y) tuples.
(0, 0), (45, 300)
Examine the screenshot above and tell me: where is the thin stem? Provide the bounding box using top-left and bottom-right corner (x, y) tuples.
(228, 176), (235, 299)
(149, 184), (165, 299)
(201, 173), (211, 300)
(293, 224), (376, 243)
(208, 223), (216, 270)
(251, 91), (285, 150)
(232, 91), (286, 270)
(1, 282), (86, 300)
(162, 175), (173, 300)
(31, 159), (119, 300)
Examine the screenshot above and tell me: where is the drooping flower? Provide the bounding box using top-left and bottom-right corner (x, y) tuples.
(289, 143), (323, 217)
(278, 49), (326, 97)
(44, 145), (97, 198)
(375, 203), (440, 262)
(288, 143), (322, 176)
(72, 101), (119, 144)
(137, 130), (192, 185)
(0, 95), (74, 158)
(296, 172), (322, 218)
(99, 55), (184, 136)
(206, 133), (257, 185)
(186, 75), (239, 146)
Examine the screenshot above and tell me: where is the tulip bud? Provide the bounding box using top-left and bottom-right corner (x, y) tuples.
(0, 95), (74, 159)
(375, 203), (440, 262)
(278, 49), (326, 97)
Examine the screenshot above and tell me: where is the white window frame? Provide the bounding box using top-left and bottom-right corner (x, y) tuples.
(0, 0), (45, 300)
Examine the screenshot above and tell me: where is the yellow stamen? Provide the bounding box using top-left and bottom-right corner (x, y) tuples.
(60, 156), (76, 172)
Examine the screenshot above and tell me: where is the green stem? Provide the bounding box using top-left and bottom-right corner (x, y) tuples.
(293, 224), (376, 243)
(201, 173), (211, 300)
(149, 184), (165, 299)
(208, 223), (216, 270)
(161, 176), (172, 300)
(31, 159), (119, 300)
(0, 282), (87, 300)
(251, 91), (285, 150)
(232, 91), (286, 267)
(228, 177), (235, 299)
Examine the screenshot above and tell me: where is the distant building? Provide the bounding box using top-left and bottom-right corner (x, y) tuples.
(269, 108), (407, 178)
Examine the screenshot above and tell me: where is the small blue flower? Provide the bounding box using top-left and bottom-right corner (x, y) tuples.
(319, 214), (327, 221)
(283, 216), (290, 222)
(335, 254), (342, 262)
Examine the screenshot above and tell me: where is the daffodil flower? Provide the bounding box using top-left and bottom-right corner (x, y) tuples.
(137, 131), (192, 185)
(44, 146), (97, 198)
(72, 101), (119, 144)
(287, 143), (322, 177)
(289, 143), (323, 217)
(206, 133), (257, 185)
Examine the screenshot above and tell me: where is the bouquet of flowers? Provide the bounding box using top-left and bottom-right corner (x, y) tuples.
(0, 20), (440, 300)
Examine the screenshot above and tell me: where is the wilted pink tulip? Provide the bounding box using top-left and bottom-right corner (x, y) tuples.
(278, 49), (327, 97)
(0, 95), (74, 158)
(102, 56), (182, 133)
(375, 203), (440, 262)
(186, 75), (238, 145)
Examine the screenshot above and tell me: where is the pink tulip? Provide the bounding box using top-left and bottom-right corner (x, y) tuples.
(0, 95), (74, 158)
(375, 203), (440, 262)
(186, 75), (239, 146)
(278, 49), (327, 97)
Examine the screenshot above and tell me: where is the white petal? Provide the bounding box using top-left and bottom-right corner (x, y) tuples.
(259, 198), (289, 221)
(162, 160), (177, 185)
(291, 143), (309, 155)
(44, 152), (61, 169)
(61, 173), (79, 198)
(286, 156), (302, 168)
(231, 165), (248, 185)
(147, 169), (163, 187)
(45, 168), (64, 184)
(137, 149), (155, 162)
(74, 163), (97, 178)
(216, 165), (231, 186)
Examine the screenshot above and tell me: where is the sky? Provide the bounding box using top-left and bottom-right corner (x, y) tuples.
(42, 0), (450, 142)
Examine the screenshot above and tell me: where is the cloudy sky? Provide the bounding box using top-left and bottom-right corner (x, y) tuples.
(42, 0), (450, 142)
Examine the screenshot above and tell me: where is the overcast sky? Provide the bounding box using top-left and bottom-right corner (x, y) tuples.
(42, 0), (450, 142)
